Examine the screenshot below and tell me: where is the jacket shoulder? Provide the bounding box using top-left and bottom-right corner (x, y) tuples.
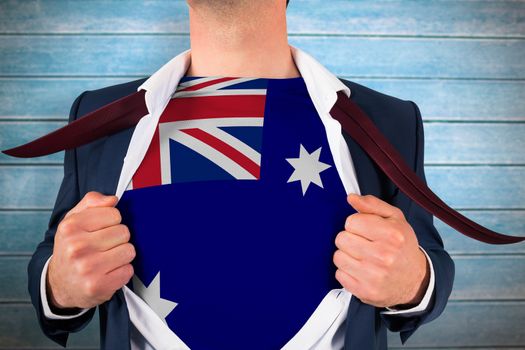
(76, 77), (150, 118)
(338, 78), (417, 124)
(337, 77), (421, 170)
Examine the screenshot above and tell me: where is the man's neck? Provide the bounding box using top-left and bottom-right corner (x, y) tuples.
(185, 1), (300, 79)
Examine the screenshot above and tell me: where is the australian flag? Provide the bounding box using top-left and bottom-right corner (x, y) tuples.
(116, 76), (355, 349)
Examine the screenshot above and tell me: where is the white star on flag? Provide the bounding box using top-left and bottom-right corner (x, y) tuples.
(132, 272), (178, 323)
(285, 143), (331, 196)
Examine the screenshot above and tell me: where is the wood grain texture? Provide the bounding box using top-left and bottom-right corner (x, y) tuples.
(387, 301), (525, 347)
(437, 210), (525, 254)
(1, 0), (524, 37)
(1, 0), (524, 349)
(2, 78), (524, 121)
(1, 36), (524, 79)
(0, 304), (99, 348)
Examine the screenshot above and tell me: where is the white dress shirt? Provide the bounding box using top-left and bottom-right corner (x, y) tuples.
(40, 44), (435, 349)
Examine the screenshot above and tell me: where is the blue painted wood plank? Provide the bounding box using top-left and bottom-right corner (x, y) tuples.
(1, 165), (524, 209)
(0, 304), (99, 348)
(423, 123), (525, 165)
(1, 36), (524, 79)
(3, 210), (524, 255)
(290, 36), (525, 79)
(390, 348), (521, 350)
(389, 348), (517, 350)
(287, 1), (525, 38)
(387, 301), (525, 347)
(450, 256), (525, 300)
(439, 211), (525, 254)
(2, 122), (523, 165)
(0, 122), (65, 164)
(2, 256), (523, 302)
(0, 211), (51, 253)
(425, 166), (525, 209)
(1, 0), (524, 37)
(0, 166), (63, 209)
(353, 79), (525, 122)
(0, 77), (137, 119)
(2, 78), (524, 121)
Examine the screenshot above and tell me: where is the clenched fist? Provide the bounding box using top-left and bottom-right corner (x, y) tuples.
(46, 191), (136, 310)
(333, 194), (430, 309)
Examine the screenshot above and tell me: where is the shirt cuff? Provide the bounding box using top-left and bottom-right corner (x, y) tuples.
(380, 246), (435, 315)
(40, 255), (91, 320)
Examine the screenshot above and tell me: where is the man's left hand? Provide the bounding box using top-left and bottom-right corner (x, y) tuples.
(333, 193), (430, 309)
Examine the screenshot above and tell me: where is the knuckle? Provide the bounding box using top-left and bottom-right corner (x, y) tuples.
(121, 225), (131, 241)
(83, 191), (99, 206)
(116, 224), (130, 242)
(123, 243), (136, 261)
(334, 230), (347, 249)
(83, 278), (99, 298)
(344, 214), (355, 230)
(380, 253), (395, 268)
(58, 217), (76, 235)
(85, 191), (98, 199)
(388, 228), (405, 247)
(75, 259), (91, 276)
(85, 191), (101, 201)
(363, 195), (374, 203)
(394, 207), (405, 218)
(109, 207), (122, 224)
(335, 269), (352, 291)
(65, 241), (82, 260)
(394, 231), (406, 246)
(332, 249), (344, 267)
(335, 269), (345, 283)
(122, 264), (134, 283)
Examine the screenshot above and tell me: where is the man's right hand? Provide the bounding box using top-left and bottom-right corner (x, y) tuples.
(46, 191), (136, 310)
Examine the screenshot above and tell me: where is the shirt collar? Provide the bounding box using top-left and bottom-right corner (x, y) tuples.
(136, 44), (351, 116)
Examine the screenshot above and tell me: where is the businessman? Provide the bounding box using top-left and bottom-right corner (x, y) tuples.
(27, 1), (455, 349)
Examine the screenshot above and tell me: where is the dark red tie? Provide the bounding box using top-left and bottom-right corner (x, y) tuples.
(3, 90), (523, 244)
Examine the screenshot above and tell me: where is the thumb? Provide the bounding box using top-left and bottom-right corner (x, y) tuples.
(65, 191), (118, 218)
(347, 193), (369, 213)
(347, 193), (402, 219)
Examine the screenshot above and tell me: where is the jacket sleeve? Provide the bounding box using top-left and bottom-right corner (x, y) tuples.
(27, 91), (97, 347)
(379, 100), (456, 344)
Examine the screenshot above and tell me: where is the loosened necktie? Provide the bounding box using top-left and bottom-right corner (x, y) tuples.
(3, 89), (523, 244)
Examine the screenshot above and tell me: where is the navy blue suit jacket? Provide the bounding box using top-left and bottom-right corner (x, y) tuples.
(27, 77), (455, 350)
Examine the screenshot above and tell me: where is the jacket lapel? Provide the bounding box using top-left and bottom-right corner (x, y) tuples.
(94, 126), (137, 196)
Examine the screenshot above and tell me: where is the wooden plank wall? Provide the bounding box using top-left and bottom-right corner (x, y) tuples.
(0, 0), (524, 348)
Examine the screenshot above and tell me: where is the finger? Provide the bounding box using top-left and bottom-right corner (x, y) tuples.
(335, 268), (365, 297)
(69, 206), (122, 232)
(97, 243), (136, 274)
(333, 249), (361, 277)
(101, 263), (134, 294)
(347, 194), (403, 219)
(344, 213), (394, 242)
(89, 224), (131, 252)
(66, 191), (118, 219)
(335, 229), (374, 260)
